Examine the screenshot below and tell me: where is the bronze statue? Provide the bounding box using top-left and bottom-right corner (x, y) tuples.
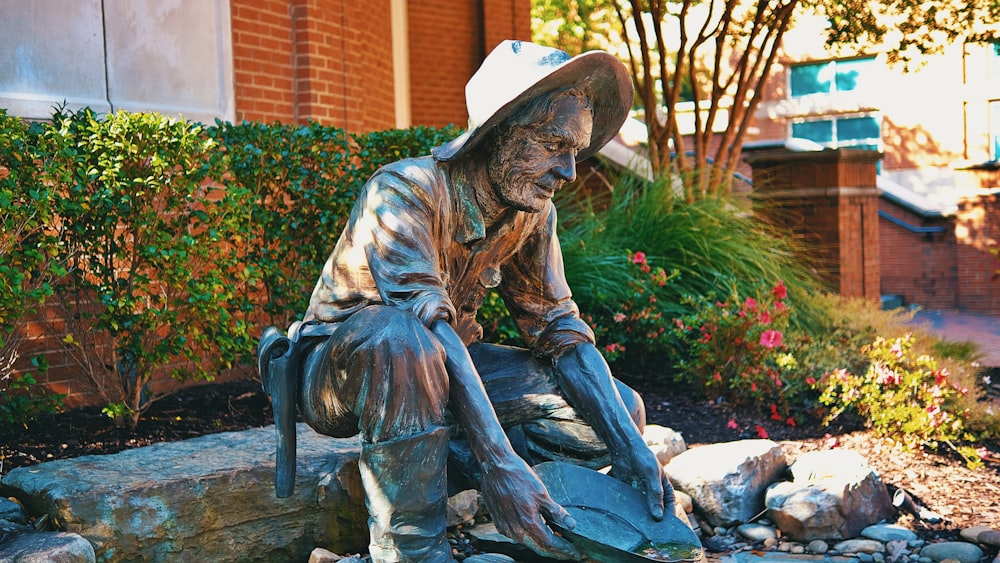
(259, 40), (675, 562)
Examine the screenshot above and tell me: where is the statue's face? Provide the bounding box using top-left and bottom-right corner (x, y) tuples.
(486, 95), (593, 213)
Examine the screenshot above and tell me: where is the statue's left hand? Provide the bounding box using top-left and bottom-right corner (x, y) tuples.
(479, 455), (582, 560)
(608, 437), (676, 521)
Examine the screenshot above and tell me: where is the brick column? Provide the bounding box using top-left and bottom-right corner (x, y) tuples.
(743, 148), (882, 299)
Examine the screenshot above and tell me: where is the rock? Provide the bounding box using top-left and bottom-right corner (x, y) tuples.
(918, 542), (984, 563)
(447, 489), (480, 527)
(0, 424), (369, 563)
(766, 450), (894, 541)
(764, 537), (779, 549)
(864, 523), (919, 543)
(736, 523), (778, 542)
(1, 496), (26, 523)
(666, 440), (787, 527)
(464, 554), (517, 563)
(978, 529), (1000, 547)
(886, 539), (911, 563)
(0, 518), (96, 563)
(307, 548), (366, 562)
(644, 425), (687, 465)
(675, 490), (694, 514)
(860, 553), (875, 562)
(791, 544), (806, 554)
(466, 522), (539, 562)
(808, 540), (829, 554)
(705, 534), (738, 553)
(959, 526), (992, 544)
(834, 539), (886, 554)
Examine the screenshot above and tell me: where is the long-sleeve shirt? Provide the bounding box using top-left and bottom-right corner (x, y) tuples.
(304, 155), (594, 360)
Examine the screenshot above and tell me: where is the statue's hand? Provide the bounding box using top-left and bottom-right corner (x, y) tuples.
(479, 455), (581, 560)
(609, 437), (676, 521)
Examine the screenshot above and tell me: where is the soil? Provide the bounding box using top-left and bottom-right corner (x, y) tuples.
(2, 377), (999, 550)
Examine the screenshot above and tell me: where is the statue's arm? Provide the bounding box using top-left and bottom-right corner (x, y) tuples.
(429, 319), (580, 560)
(553, 343), (675, 521)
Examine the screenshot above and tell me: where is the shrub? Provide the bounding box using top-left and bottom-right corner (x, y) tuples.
(44, 108), (256, 428)
(815, 333), (982, 467)
(555, 172), (825, 373)
(668, 280), (811, 419)
(0, 109), (66, 419)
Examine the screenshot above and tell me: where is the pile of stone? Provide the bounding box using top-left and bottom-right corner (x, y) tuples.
(2, 423), (998, 563)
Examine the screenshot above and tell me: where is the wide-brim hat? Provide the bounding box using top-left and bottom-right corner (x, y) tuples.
(432, 40), (634, 163)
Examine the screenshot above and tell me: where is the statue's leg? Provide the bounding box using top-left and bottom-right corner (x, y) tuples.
(465, 343), (644, 469)
(302, 305), (453, 563)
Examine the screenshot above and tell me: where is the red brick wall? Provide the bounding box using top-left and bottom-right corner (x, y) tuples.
(231, 0), (297, 123)
(746, 149), (881, 299)
(878, 200), (957, 310)
(408, 0), (531, 128)
(956, 195), (1000, 314)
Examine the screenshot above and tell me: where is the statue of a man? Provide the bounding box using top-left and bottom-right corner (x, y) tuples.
(260, 40), (674, 562)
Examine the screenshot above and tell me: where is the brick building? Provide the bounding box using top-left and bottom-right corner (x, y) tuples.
(1, 0), (531, 132)
(744, 14), (1000, 314)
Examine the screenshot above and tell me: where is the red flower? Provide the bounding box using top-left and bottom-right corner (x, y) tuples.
(772, 280), (787, 300)
(759, 330), (783, 349)
(759, 311), (772, 325)
(632, 251), (647, 265)
(743, 297), (758, 312)
(805, 376), (816, 385)
(755, 425), (769, 439)
(786, 417), (797, 427)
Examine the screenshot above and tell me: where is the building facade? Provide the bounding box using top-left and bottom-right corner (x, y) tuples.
(746, 15), (1000, 314)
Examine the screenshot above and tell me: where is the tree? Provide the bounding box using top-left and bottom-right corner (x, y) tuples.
(533, 0), (1000, 199)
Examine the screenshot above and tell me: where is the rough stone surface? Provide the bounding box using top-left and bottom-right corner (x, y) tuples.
(765, 450), (895, 541)
(863, 524), (918, 543)
(0, 423), (368, 563)
(666, 439), (788, 527)
(977, 529), (1000, 547)
(1, 496), (26, 523)
(959, 526), (991, 544)
(808, 539), (829, 554)
(447, 489), (481, 527)
(644, 424), (687, 466)
(0, 518), (96, 563)
(834, 539), (886, 554)
(736, 523), (779, 542)
(918, 542), (984, 563)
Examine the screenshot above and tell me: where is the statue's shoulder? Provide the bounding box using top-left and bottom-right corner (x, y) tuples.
(368, 155), (449, 202)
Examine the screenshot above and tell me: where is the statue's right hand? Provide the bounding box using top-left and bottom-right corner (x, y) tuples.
(479, 456), (581, 561)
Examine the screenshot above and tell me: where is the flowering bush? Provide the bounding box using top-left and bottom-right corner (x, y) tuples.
(669, 280), (809, 420)
(584, 251), (677, 365)
(816, 334), (981, 466)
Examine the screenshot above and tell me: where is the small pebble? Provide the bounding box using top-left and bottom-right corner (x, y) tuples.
(778, 542), (792, 552)
(874, 552), (885, 562)
(919, 557), (933, 563)
(764, 538), (779, 549)
(791, 545), (805, 554)
(859, 553), (874, 562)
(808, 540), (829, 554)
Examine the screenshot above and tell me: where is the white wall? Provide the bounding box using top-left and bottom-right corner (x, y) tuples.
(1, 0), (234, 122)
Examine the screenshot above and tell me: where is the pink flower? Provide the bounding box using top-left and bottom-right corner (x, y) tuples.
(773, 301), (787, 313)
(759, 329), (783, 349)
(727, 419), (738, 430)
(805, 376), (816, 385)
(743, 297), (758, 312)
(632, 251), (647, 265)
(759, 311), (772, 325)
(613, 313), (627, 323)
(772, 280), (787, 300)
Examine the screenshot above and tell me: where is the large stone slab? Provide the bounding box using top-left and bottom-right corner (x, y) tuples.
(666, 439), (788, 527)
(0, 423), (368, 563)
(765, 450), (895, 541)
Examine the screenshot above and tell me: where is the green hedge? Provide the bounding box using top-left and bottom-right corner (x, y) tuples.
(0, 107), (458, 425)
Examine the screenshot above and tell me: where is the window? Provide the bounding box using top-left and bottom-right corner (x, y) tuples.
(790, 57), (876, 98)
(791, 114), (881, 151)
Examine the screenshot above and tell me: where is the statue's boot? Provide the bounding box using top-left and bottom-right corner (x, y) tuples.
(360, 425), (455, 563)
